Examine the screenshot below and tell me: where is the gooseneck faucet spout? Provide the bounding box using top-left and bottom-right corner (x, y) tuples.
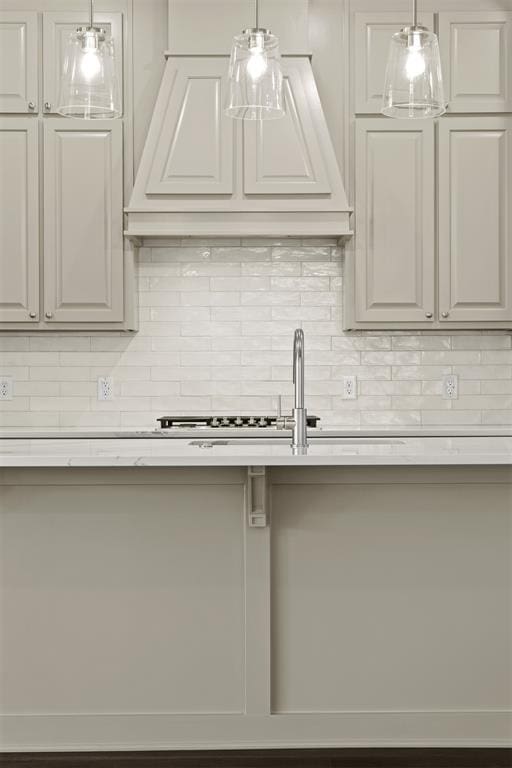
(293, 328), (304, 409)
(292, 328), (308, 448)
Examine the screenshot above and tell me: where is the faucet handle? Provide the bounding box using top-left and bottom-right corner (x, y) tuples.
(276, 394), (282, 420)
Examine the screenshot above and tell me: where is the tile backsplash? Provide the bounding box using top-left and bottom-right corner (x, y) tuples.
(1, 240), (511, 429)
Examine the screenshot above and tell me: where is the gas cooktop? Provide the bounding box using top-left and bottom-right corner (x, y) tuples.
(157, 415), (320, 429)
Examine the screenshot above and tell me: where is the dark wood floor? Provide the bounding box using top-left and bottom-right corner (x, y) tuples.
(1, 749), (511, 768)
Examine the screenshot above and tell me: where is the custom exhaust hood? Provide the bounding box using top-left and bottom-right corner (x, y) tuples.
(126, 0), (352, 240)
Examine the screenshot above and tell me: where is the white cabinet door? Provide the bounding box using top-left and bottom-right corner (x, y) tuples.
(0, 119), (39, 322)
(353, 12), (434, 114)
(354, 119), (435, 324)
(43, 120), (124, 323)
(439, 12), (512, 113)
(146, 58), (233, 195)
(0, 11), (38, 113)
(42, 11), (123, 116)
(243, 58), (331, 195)
(438, 117), (512, 324)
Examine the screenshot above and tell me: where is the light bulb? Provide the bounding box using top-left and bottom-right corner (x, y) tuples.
(405, 48), (426, 79)
(405, 32), (426, 80)
(246, 48), (267, 81)
(80, 50), (101, 80)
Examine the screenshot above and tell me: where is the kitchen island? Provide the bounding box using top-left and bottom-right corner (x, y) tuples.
(1, 433), (511, 751)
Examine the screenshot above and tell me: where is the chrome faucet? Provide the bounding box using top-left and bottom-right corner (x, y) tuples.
(276, 328), (308, 449)
(292, 328), (308, 448)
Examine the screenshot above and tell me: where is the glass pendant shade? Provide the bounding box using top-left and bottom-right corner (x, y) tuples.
(225, 29), (284, 120)
(382, 26), (445, 118)
(57, 27), (121, 119)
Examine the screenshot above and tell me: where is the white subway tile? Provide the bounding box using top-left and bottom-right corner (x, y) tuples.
(422, 410), (482, 425)
(452, 334), (511, 350)
(211, 277), (270, 291)
(2, 243), (508, 429)
(242, 291), (300, 306)
(392, 336), (451, 350)
(453, 365), (512, 380)
(0, 337), (30, 351)
(30, 396), (90, 411)
(181, 263), (241, 277)
(361, 411), (421, 426)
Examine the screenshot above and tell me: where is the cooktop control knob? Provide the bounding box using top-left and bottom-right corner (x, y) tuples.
(211, 417), (220, 427)
(234, 417), (243, 426)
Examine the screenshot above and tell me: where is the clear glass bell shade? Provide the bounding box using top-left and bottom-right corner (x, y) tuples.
(57, 28), (121, 119)
(225, 29), (284, 120)
(381, 27), (446, 118)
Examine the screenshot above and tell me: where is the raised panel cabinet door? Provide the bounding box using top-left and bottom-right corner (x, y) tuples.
(438, 117), (512, 324)
(439, 12), (512, 113)
(353, 12), (434, 114)
(0, 119), (39, 322)
(146, 58), (233, 195)
(43, 120), (124, 323)
(0, 12), (38, 113)
(42, 12), (123, 116)
(354, 119), (435, 324)
(243, 58), (331, 195)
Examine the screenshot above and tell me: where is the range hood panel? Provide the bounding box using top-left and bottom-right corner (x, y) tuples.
(127, 56), (352, 239)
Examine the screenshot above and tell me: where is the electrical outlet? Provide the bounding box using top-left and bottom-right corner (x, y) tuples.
(97, 376), (114, 401)
(342, 375), (357, 400)
(443, 374), (458, 400)
(0, 377), (13, 401)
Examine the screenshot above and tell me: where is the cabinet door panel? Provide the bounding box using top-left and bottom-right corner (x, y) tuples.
(438, 117), (512, 324)
(354, 12), (434, 114)
(42, 12), (123, 116)
(243, 59), (331, 195)
(43, 120), (124, 323)
(354, 120), (435, 324)
(0, 119), (39, 322)
(0, 11), (38, 113)
(271, 474), (512, 713)
(439, 12), (512, 112)
(146, 58), (233, 195)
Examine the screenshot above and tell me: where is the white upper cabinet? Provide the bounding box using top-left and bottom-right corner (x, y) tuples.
(353, 120), (435, 324)
(438, 117), (512, 324)
(42, 12), (123, 116)
(43, 120), (124, 324)
(146, 58), (233, 195)
(353, 12), (434, 114)
(243, 60), (330, 195)
(439, 12), (512, 113)
(0, 11), (38, 113)
(0, 119), (39, 322)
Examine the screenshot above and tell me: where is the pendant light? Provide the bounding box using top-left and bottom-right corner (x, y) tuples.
(381, 0), (445, 119)
(57, 0), (121, 119)
(225, 0), (284, 120)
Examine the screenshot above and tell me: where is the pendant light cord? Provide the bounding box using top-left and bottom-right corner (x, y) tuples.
(412, 0), (417, 28)
(89, 0), (94, 29)
(255, 0), (259, 30)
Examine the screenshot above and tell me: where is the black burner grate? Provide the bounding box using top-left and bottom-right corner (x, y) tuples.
(157, 415), (320, 429)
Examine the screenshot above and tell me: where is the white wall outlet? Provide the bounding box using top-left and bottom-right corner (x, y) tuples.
(97, 376), (114, 401)
(0, 377), (13, 401)
(342, 375), (357, 400)
(443, 374), (458, 400)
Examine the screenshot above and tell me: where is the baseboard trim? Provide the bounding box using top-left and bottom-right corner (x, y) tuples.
(1, 749), (511, 768)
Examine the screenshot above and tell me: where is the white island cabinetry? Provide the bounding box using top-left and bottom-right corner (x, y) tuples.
(1, 460), (510, 750)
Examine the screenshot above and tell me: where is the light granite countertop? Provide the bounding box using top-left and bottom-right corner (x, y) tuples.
(0, 433), (511, 467)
